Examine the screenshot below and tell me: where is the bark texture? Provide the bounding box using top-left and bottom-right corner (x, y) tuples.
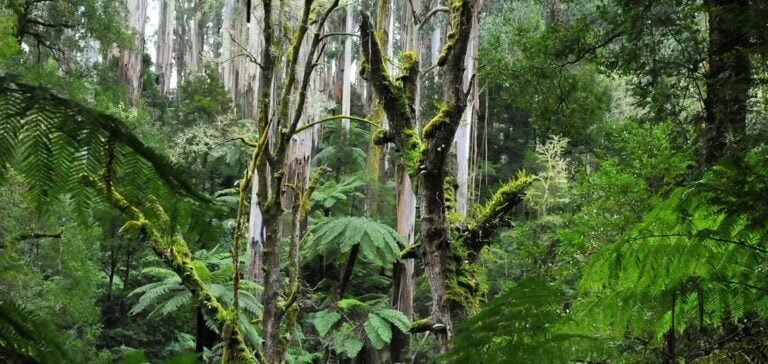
(156, 0), (175, 95)
(703, 0), (751, 164)
(361, 0), (476, 352)
(119, 0), (147, 104)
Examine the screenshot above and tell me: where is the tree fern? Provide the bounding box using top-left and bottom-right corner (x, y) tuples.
(363, 314), (392, 349)
(129, 249), (263, 346)
(312, 310), (341, 337)
(302, 216), (404, 267)
(576, 148), (768, 354)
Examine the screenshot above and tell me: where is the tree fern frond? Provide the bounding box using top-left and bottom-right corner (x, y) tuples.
(0, 299), (71, 363)
(363, 314), (392, 350)
(303, 216), (403, 267)
(0, 76), (211, 208)
(153, 291), (193, 318)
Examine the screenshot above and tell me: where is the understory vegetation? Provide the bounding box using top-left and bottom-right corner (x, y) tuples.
(1, 0), (768, 363)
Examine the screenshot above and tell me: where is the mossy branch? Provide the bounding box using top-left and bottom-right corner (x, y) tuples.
(461, 172), (533, 252)
(359, 11), (418, 148)
(409, 318), (447, 333)
(80, 174), (259, 363)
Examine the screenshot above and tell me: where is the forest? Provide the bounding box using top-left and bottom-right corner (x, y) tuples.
(1, 0), (767, 362)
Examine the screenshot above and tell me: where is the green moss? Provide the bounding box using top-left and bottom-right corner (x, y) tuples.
(438, 0), (465, 66)
(422, 104), (451, 139)
(403, 128), (425, 176)
(373, 128), (391, 145)
(399, 51), (418, 75)
(471, 172), (533, 230)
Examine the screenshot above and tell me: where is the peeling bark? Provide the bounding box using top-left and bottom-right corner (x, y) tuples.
(454, 1), (479, 216)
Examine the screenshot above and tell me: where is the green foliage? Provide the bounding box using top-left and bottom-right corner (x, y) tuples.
(312, 298), (410, 358)
(128, 247), (262, 347)
(576, 145), (768, 354)
(527, 135), (570, 215)
(478, 1), (610, 146)
(119, 349), (199, 364)
(444, 279), (609, 363)
(302, 216), (404, 267)
(310, 175), (365, 210)
(312, 311), (341, 337)
(0, 298), (71, 363)
(0, 76), (210, 211)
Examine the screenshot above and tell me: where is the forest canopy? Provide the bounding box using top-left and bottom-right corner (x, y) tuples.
(1, 0), (768, 363)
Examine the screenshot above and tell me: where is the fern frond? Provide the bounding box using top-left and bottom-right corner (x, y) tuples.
(363, 313), (392, 349)
(303, 216), (403, 267)
(0, 76), (211, 209)
(0, 299), (71, 363)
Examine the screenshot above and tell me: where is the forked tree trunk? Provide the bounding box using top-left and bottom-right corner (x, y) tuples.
(360, 0), (477, 353)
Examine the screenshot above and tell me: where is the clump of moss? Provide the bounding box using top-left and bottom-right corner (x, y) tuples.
(422, 104), (451, 138)
(438, 0), (465, 66)
(399, 51), (418, 75)
(471, 171), (533, 230)
(402, 128), (425, 176)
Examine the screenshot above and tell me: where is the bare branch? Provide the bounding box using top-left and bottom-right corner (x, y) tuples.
(293, 114), (377, 135)
(319, 32), (359, 43)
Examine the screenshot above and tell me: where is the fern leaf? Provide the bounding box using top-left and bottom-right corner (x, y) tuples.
(0, 76), (211, 209)
(363, 313), (392, 349)
(375, 308), (410, 333)
(313, 310), (341, 337)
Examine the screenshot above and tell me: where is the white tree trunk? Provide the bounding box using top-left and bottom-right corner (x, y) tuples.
(454, 2), (479, 216)
(119, 0), (148, 104)
(341, 0), (353, 129)
(189, 0), (205, 76)
(156, 0), (175, 95)
(392, 1), (420, 359)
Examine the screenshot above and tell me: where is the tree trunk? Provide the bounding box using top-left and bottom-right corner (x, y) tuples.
(195, 307), (217, 353)
(390, 169), (417, 361)
(156, 0), (175, 96)
(119, 0), (147, 104)
(454, 0), (479, 216)
(703, 0), (751, 164)
(341, 0), (354, 130)
(189, 0), (205, 75)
